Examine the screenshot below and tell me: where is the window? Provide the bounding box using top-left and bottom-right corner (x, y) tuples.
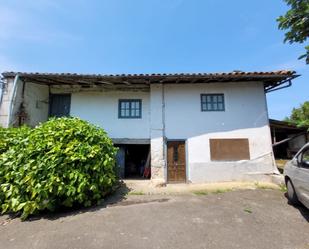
(201, 94), (225, 111)
(118, 99), (142, 118)
(300, 148), (309, 168)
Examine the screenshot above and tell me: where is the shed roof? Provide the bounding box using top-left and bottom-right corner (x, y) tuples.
(1, 70), (298, 92)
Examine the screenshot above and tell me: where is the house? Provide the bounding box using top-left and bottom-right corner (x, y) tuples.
(0, 71), (298, 184)
(270, 119), (308, 159)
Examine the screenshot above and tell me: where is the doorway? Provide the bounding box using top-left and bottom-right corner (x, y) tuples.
(167, 140), (186, 183)
(115, 144), (150, 179)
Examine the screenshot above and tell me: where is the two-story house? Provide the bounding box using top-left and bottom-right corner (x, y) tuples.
(0, 71), (297, 184)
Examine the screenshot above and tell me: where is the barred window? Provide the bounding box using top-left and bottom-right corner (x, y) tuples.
(201, 94), (225, 111)
(118, 99), (142, 118)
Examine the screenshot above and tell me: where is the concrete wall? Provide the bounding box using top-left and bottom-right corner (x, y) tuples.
(163, 82), (276, 182)
(0, 77), (14, 127)
(23, 83), (49, 127)
(70, 90), (150, 139)
(0, 77), (24, 127)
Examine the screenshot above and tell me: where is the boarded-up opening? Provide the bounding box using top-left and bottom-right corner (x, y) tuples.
(210, 138), (250, 161)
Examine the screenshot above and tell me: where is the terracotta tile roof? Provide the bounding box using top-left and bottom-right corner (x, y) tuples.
(1, 70), (299, 92)
(1, 70), (296, 78)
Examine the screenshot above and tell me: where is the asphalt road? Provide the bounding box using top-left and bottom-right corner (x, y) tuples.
(0, 189), (308, 249)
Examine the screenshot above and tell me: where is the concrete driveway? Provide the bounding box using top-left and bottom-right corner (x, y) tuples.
(0, 189), (308, 249)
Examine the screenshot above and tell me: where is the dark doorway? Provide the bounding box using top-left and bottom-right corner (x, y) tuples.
(49, 94), (71, 117)
(115, 144), (150, 179)
(167, 141), (186, 183)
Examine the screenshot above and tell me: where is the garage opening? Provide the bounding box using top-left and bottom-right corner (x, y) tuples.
(115, 144), (151, 179)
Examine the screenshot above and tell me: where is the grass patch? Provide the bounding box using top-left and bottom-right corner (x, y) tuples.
(279, 183), (287, 193)
(244, 207), (252, 214)
(254, 182), (276, 190)
(212, 188), (232, 194)
(193, 188), (233, 196)
(193, 190), (209, 196)
(128, 191), (145, 196)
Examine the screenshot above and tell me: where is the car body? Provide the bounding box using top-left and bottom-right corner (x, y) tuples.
(284, 142), (309, 209)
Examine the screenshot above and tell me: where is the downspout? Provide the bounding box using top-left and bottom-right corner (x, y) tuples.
(162, 84), (167, 180)
(7, 74), (19, 127)
(0, 78), (4, 107)
(263, 84), (280, 174)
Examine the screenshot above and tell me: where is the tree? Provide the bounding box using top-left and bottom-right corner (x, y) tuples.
(277, 0), (309, 64)
(285, 101), (309, 128)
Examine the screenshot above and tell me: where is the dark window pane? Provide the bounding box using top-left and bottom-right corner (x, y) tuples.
(119, 100), (142, 118)
(201, 94), (225, 112)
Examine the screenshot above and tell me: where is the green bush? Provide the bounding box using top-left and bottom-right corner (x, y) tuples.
(0, 126), (31, 154)
(0, 117), (118, 220)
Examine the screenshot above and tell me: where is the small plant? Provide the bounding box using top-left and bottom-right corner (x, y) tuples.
(0, 117), (118, 220)
(244, 207), (252, 214)
(193, 190), (209, 196)
(279, 183), (287, 193)
(212, 188), (232, 194)
(128, 191), (145, 196)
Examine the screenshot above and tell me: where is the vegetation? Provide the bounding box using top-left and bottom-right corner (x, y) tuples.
(0, 117), (118, 220)
(277, 0), (309, 64)
(285, 101), (309, 128)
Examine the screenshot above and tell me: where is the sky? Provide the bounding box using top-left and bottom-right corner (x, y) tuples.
(0, 0), (308, 120)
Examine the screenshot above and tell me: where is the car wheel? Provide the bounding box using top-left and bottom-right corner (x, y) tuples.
(286, 179), (299, 205)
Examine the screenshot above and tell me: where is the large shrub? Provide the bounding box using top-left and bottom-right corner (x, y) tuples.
(0, 117), (117, 220)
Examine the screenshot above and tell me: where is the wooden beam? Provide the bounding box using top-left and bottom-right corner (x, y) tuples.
(96, 80), (113, 85)
(123, 81), (131, 85)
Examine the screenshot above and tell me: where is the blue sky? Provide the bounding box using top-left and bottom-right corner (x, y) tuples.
(0, 0), (307, 119)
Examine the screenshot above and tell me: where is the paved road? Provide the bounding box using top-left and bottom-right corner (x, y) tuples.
(0, 189), (308, 249)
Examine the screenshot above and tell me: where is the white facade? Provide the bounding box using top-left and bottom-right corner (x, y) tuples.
(70, 91), (151, 139)
(0, 77), (278, 183)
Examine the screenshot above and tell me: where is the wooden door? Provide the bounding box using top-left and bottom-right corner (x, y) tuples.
(167, 141), (186, 183)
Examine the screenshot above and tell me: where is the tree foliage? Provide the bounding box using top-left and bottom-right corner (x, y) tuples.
(285, 101), (309, 128)
(0, 117), (118, 220)
(277, 0), (309, 63)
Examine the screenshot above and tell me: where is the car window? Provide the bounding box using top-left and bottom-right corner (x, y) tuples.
(301, 148), (309, 168)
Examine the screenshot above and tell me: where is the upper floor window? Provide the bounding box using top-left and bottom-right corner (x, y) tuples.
(201, 94), (225, 112)
(118, 99), (142, 118)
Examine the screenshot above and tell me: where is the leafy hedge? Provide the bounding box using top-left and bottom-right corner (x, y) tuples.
(0, 117), (118, 220)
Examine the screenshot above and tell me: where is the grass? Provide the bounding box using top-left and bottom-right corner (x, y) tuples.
(193, 188), (233, 196)
(254, 182), (278, 190)
(244, 207), (252, 214)
(128, 191), (145, 196)
(192, 190), (209, 196)
(279, 183), (287, 193)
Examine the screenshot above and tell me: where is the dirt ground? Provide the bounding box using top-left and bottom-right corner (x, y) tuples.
(0, 187), (308, 249)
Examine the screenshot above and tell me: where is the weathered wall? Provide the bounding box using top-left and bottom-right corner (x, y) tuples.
(0, 78), (14, 127)
(70, 90), (151, 139)
(0, 77), (24, 127)
(23, 83), (49, 127)
(150, 84), (166, 184)
(163, 82), (276, 183)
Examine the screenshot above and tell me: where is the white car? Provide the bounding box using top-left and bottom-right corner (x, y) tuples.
(284, 142), (309, 209)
